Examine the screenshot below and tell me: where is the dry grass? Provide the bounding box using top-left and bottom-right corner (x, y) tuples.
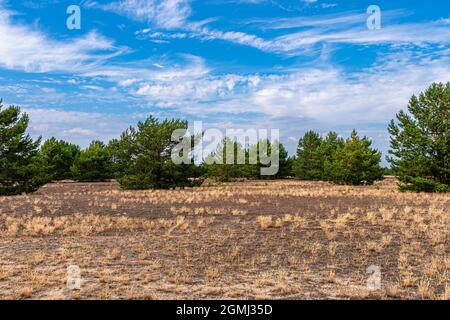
(0, 178), (448, 300)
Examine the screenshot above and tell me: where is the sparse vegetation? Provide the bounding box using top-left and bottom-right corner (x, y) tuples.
(0, 83), (447, 300)
(0, 178), (448, 300)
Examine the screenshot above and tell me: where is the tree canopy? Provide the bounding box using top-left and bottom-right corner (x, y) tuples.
(293, 130), (383, 185)
(115, 116), (198, 189)
(388, 82), (449, 192)
(71, 141), (113, 182)
(0, 101), (43, 195)
(37, 137), (80, 182)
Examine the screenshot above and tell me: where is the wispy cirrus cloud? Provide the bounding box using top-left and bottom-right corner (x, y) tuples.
(131, 5), (450, 56)
(84, 0), (192, 29)
(0, 6), (125, 73)
(265, 20), (450, 53)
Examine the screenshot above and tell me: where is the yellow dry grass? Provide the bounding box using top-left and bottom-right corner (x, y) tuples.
(0, 178), (448, 300)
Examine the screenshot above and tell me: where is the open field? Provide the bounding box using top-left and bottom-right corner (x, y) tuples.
(0, 178), (448, 300)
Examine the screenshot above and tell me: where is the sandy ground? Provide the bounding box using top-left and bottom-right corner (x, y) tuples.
(0, 178), (448, 300)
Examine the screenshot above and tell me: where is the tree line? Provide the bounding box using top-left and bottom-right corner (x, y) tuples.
(0, 82), (448, 195)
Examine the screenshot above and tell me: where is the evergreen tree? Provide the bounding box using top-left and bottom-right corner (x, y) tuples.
(246, 139), (293, 179)
(293, 131), (323, 180)
(71, 141), (113, 182)
(388, 82), (449, 192)
(325, 130), (383, 185)
(37, 137), (80, 182)
(204, 138), (248, 182)
(275, 142), (293, 178)
(320, 131), (345, 181)
(0, 101), (43, 195)
(116, 117), (197, 189)
(107, 138), (128, 179)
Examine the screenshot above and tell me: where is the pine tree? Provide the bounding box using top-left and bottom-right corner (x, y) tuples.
(326, 130), (383, 185)
(0, 101), (43, 195)
(246, 139), (292, 179)
(388, 82), (449, 192)
(116, 117), (197, 189)
(320, 131), (345, 181)
(276, 142), (293, 178)
(293, 131), (323, 180)
(37, 137), (80, 182)
(71, 141), (113, 182)
(107, 138), (128, 179)
(204, 138), (248, 182)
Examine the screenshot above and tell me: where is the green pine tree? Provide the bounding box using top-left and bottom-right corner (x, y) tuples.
(388, 82), (449, 192)
(116, 117), (198, 189)
(204, 138), (248, 182)
(293, 131), (323, 180)
(325, 130), (383, 185)
(246, 139), (292, 179)
(71, 141), (113, 182)
(37, 137), (80, 182)
(320, 131), (345, 181)
(0, 100), (43, 195)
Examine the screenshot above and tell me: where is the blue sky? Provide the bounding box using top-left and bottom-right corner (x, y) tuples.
(0, 0), (449, 162)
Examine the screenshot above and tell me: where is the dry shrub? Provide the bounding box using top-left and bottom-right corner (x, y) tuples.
(418, 280), (433, 299)
(0, 213), (193, 237)
(385, 284), (400, 298)
(256, 216), (273, 229)
(20, 287), (33, 299)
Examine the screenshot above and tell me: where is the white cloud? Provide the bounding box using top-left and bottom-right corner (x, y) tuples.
(268, 21), (450, 53)
(62, 128), (96, 137)
(247, 11), (371, 30)
(0, 6), (123, 73)
(88, 2), (450, 57)
(135, 12), (450, 57)
(86, 0), (191, 29)
(125, 51), (450, 128)
(191, 27), (269, 51)
(24, 107), (131, 147)
(236, 12), (450, 55)
(321, 3), (337, 9)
